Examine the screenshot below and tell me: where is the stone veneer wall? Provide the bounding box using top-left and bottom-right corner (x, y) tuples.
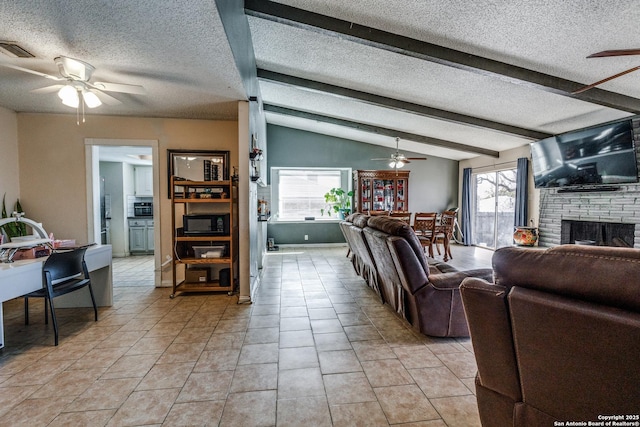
(538, 118), (640, 248)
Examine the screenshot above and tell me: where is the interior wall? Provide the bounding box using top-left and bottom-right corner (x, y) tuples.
(266, 125), (459, 244)
(0, 107), (19, 214)
(17, 113), (239, 284)
(100, 162), (127, 256)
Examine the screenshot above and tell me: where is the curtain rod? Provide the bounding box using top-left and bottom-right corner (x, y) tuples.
(470, 157), (530, 172)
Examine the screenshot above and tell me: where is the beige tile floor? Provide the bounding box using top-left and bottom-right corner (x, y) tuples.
(0, 245), (490, 426)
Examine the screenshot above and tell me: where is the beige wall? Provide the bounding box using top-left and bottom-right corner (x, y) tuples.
(17, 113), (239, 264)
(0, 107), (19, 211)
(459, 144), (540, 227)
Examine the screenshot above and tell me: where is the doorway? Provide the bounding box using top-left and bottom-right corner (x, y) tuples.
(85, 138), (160, 287)
(472, 169), (517, 249)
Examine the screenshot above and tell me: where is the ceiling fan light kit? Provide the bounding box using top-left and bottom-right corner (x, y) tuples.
(82, 90), (101, 108)
(57, 85), (79, 108)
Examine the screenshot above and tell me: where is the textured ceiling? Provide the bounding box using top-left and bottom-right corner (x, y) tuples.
(0, 0), (245, 120)
(1, 1), (639, 160)
(248, 0), (639, 159)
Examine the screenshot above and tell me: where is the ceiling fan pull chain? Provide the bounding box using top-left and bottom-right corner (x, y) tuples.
(82, 93), (86, 123)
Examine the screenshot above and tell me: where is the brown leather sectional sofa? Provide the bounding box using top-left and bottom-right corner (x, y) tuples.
(341, 213), (493, 337)
(460, 245), (640, 426)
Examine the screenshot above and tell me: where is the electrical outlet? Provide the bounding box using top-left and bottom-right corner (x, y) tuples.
(304, 235), (309, 240)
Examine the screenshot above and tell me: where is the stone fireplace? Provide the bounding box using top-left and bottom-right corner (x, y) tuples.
(538, 188), (640, 248)
(537, 118), (640, 249)
(560, 220), (635, 247)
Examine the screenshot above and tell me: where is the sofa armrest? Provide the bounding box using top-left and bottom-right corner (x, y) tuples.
(460, 277), (522, 402)
(428, 268), (493, 290)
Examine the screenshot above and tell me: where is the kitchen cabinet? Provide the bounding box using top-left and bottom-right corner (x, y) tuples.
(129, 218), (153, 254)
(134, 166), (153, 196)
(170, 176), (238, 297)
(353, 170), (410, 213)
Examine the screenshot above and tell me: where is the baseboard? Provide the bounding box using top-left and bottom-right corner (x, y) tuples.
(277, 243), (348, 248)
(237, 295), (251, 304)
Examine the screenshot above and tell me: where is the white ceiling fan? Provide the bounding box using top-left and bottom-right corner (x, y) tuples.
(0, 56), (145, 114)
(371, 137), (427, 171)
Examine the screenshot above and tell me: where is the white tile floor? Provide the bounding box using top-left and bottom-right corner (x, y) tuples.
(112, 255), (155, 288)
(0, 245), (491, 426)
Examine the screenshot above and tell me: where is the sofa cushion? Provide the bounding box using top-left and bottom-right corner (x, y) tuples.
(493, 245), (640, 312)
(367, 216), (428, 274)
(351, 213), (370, 229)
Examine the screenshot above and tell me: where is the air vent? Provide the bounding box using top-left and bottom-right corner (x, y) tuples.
(0, 42), (35, 58)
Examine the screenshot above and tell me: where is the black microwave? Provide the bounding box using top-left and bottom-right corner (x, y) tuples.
(183, 214), (230, 236)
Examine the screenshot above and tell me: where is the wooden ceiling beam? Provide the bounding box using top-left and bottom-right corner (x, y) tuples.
(258, 69), (551, 140)
(246, 0), (640, 114)
(263, 104), (500, 157)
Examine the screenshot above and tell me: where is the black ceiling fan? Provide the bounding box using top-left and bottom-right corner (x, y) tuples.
(572, 49), (640, 94)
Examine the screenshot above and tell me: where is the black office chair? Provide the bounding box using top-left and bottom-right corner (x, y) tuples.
(24, 246), (98, 346)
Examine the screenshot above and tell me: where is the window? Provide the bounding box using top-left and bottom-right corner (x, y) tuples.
(271, 168), (352, 221)
(472, 169), (517, 249)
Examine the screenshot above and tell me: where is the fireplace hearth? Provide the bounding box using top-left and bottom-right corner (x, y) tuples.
(560, 220), (635, 247)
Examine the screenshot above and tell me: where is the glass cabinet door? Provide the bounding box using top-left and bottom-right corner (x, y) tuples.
(383, 180), (394, 211)
(373, 179), (385, 211)
(396, 179), (407, 211)
(360, 178), (372, 212)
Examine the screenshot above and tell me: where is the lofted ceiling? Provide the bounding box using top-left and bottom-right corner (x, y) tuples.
(1, 1), (639, 161)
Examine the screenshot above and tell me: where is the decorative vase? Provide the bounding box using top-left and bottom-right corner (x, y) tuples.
(513, 226), (538, 246)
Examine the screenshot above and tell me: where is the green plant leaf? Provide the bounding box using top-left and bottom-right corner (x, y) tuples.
(15, 199), (26, 236)
(1, 194), (20, 238)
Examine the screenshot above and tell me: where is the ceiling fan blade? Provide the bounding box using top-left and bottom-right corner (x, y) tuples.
(30, 84), (65, 94)
(572, 66), (640, 94)
(405, 157), (428, 160)
(0, 63), (63, 81)
(91, 81), (146, 95)
(91, 89), (122, 106)
(587, 49), (640, 58)
(371, 158), (391, 161)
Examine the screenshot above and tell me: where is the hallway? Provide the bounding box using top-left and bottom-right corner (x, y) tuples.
(112, 255), (155, 288)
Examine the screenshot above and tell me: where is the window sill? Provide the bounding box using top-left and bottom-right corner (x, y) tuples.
(271, 218), (342, 224)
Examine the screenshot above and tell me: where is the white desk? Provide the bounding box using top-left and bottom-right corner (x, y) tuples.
(0, 244), (113, 348)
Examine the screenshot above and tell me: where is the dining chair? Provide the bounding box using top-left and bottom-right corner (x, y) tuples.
(24, 245), (98, 346)
(435, 210), (457, 261)
(389, 211), (412, 225)
(412, 212), (438, 258)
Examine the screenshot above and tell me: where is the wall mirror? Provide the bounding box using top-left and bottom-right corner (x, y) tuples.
(167, 150), (229, 196)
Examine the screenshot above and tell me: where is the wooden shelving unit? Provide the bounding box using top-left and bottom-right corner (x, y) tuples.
(353, 170), (410, 213)
(170, 177), (238, 298)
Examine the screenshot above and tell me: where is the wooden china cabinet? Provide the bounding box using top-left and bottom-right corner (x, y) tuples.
(353, 170), (410, 213)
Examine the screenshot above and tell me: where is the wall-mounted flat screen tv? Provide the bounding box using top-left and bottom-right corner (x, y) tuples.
(531, 119), (638, 189)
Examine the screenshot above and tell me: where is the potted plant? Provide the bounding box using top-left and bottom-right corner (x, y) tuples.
(1, 194), (26, 240)
(321, 187), (354, 219)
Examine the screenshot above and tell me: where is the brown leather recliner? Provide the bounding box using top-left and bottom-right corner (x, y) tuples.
(363, 216), (493, 337)
(460, 245), (640, 426)
(340, 213), (382, 301)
